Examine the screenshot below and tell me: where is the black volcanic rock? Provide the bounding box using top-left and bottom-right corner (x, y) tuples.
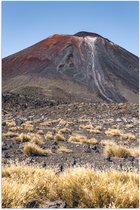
(74, 31), (102, 38)
(2, 32), (139, 103)
(74, 31), (112, 43)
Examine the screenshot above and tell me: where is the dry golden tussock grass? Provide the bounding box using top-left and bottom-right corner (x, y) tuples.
(95, 125), (102, 130)
(78, 118), (90, 123)
(40, 121), (52, 126)
(120, 133), (136, 141)
(79, 124), (93, 130)
(9, 126), (23, 131)
(89, 129), (101, 134)
(58, 146), (72, 153)
(23, 142), (51, 156)
(133, 118), (139, 125)
(58, 119), (74, 127)
(40, 119), (67, 127)
(59, 119), (67, 126)
(51, 119), (61, 124)
(25, 125), (34, 132)
(69, 134), (97, 145)
(30, 135), (44, 145)
(104, 142), (139, 158)
(22, 121), (34, 131)
(15, 133), (44, 145)
(54, 133), (65, 141)
(65, 121), (74, 126)
(45, 132), (54, 140)
(52, 127), (59, 133)
(6, 120), (16, 127)
(34, 119), (41, 123)
(15, 133), (31, 142)
(100, 140), (114, 146)
(112, 124), (120, 129)
(37, 130), (44, 135)
(105, 128), (123, 137)
(22, 121), (32, 125)
(22, 120), (32, 126)
(58, 128), (71, 134)
(2, 164), (139, 208)
(105, 128), (136, 141)
(68, 135), (81, 143)
(81, 138), (97, 145)
(2, 132), (18, 138)
(125, 124), (134, 128)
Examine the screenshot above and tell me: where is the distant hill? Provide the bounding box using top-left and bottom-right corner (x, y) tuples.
(2, 31), (139, 103)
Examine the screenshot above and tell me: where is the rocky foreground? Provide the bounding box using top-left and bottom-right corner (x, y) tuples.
(2, 94), (139, 208)
(2, 94), (139, 171)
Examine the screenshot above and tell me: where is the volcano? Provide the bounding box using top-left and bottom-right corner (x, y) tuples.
(2, 31), (139, 103)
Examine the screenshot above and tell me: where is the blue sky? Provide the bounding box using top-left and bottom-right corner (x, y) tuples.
(2, 1), (139, 57)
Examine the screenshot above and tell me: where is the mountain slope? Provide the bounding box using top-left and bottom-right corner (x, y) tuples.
(2, 31), (139, 103)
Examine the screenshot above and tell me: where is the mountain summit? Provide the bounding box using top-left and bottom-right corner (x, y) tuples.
(2, 32), (139, 103)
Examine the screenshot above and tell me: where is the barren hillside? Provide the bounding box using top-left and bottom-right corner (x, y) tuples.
(2, 31), (139, 103)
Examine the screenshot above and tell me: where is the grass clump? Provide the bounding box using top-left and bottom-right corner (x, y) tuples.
(45, 131), (53, 140)
(9, 126), (23, 132)
(25, 125), (34, 132)
(81, 138), (97, 145)
(89, 129), (101, 134)
(59, 119), (67, 126)
(68, 134), (86, 143)
(125, 124), (134, 128)
(58, 128), (71, 134)
(23, 142), (51, 156)
(40, 121), (52, 126)
(65, 121), (74, 126)
(30, 135), (44, 145)
(22, 121), (34, 131)
(54, 134), (65, 141)
(6, 120), (16, 127)
(2, 164), (139, 208)
(37, 130), (44, 135)
(2, 132), (18, 138)
(51, 119), (61, 124)
(112, 124), (120, 129)
(15, 133), (44, 145)
(15, 133), (32, 142)
(58, 145), (72, 153)
(104, 142), (139, 158)
(2, 164), (56, 208)
(105, 128), (123, 137)
(100, 140), (113, 146)
(105, 129), (137, 141)
(121, 133), (136, 141)
(52, 128), (59, 133)
(34, 119), (41, 123)
(69, 134), (97, 145)
(133, 118), (139, 125)
(79, 124), (93, 130)
(78, 118), (90, 123)
(95, 125), (102, 130)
